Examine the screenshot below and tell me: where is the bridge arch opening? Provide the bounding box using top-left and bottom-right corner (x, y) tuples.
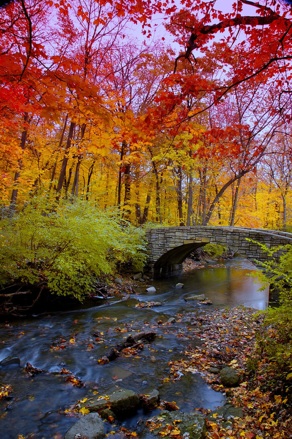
(153, 242), (208, 278)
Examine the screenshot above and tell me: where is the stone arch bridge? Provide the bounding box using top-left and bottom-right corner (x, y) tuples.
(146, 226), (292, 278)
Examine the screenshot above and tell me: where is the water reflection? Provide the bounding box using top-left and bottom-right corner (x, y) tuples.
(153, 257), (269, 310)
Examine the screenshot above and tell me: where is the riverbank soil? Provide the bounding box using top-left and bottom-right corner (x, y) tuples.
(169, 306), (292, 439)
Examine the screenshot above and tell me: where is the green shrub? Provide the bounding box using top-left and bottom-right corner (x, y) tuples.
(203, 243), (226, 258)
(253, 244), (292, 394)
(0, 198), (147, 301)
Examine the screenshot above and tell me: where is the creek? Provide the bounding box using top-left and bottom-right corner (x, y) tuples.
(0, 258), (269, 439)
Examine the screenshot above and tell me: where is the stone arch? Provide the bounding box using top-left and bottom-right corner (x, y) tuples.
(146, 226), (292, 279)
(153, 242), (208, 278)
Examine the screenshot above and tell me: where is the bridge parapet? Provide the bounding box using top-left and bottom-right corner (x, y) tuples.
(146, 226), (292, 278)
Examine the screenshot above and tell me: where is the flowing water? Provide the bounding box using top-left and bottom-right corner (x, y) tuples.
(0, 258), (269, 438)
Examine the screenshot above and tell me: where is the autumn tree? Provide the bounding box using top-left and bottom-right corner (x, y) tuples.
(165, 0), (292, 116)
(258, 126), (292, 229)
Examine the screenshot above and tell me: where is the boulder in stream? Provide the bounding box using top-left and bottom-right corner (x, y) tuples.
(64, 412), (105, 439)
(83, 388), (140, 418)
(143, 410), (206, 439)
(0, 355), (21, 367)
(146, 286), (156, 293)
(140, 389), (160, 411)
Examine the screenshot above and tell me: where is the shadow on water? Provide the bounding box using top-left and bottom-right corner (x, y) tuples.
(0, 258), (269, 438)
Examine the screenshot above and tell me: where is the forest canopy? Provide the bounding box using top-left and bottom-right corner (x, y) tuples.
(0, 0), (291, 228)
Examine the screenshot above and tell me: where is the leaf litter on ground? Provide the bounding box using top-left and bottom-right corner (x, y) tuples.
(167, 306), (292, 439)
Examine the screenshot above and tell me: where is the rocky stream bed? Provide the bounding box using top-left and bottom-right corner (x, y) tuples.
(0, 260), (291, 438)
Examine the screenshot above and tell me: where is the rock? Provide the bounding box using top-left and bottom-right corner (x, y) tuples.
(144, 411), (206, 439)
(200, 299), (213, 305)
(115, 278), (123, 285)
(219, 367), (241, 387)
(167, 317), (176, 324)
(140, 389), (160, 411)
(0, 356), (21, 367)
(184, 294), (206, 301)
(64, 412), (105, 439)
(175, 283), (184, 289)
(146, 286), (156, 293)
(132, 273), (142, 281)
(83, 388), (140, 418)
(208, 366), (220, 374)
(110, 388), (140, 415)
(209, 403), (243, 420)
(102, 331), (156, 362)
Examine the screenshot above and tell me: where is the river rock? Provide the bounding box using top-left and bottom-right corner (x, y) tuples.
(209, 403), (243, 420)
(0, 356), (21, 367)
(83, 388), (140, 418)
(219, 366), (241, 387)
(133, 273), (143, 281)
(143, 410), (206, 439)
(146, 286), (156, 293)
(184, 294), (206, 301)
(64, 412), (105, 439)
(140, 389), (160, 411)
(175, 283), (184, 289)
(115, 277), (123, 285)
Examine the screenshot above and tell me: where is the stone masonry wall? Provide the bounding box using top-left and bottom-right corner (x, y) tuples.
(146, 226), (292, 268)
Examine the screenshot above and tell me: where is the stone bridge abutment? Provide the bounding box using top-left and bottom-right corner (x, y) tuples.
(146, 226), (292, 278)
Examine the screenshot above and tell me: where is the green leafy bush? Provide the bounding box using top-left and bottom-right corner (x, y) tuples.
(253, 244), (292, 395)
(0, 198), (146, 301)
(203, 243), (226, 259)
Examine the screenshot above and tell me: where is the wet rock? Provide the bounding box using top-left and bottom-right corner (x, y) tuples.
(24, 362), (45, 376)
(102, 331), (156, 362)
(110, 388), (140, 415)
(84, 388), (140, 418)
(140, 389), (160, 411)
(209, 403), (243, 420)
(175, 283), (184, 289)
(200, 299), (213, 305)
(146, 286), (156, 293)
(144, 411), (206, 439)
(219, 366), (241, 387)
(64, 412), (105, 439)
(135, 301), (162, 308)
(184, 294), (206, 301)
(0, 356), (21, 367)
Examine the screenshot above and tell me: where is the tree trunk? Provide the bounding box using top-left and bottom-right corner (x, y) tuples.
(10, 113), (29, 209)
(229, 177), (241, 226)
(198, 166), (207, 225)
(123, 162), (131, 219)
(175, 166), (184, 226)
(86, 161), (95, 201)
(141, 193), (151, 225)
(117, 141), (128, 207)
(56, 121), (76, 197)
(71, 123), (86, 197)
(204, 170), (249, 225)
(71, 157), (82, 197)
(186, 172), (194, 226)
